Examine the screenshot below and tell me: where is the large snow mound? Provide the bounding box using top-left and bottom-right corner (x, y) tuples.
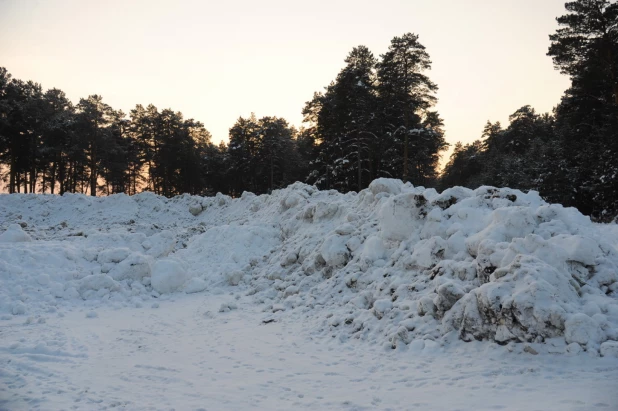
(1, 179), (617, 354)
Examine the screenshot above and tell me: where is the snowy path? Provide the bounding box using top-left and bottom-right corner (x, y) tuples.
(1, 293), (617, 411)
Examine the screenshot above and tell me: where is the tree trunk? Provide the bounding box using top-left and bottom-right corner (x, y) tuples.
(90, 117), (98, 196)
(30, 133), (36, 193)
(326, 163), (331, 190)
(132, 165), (137, 195)
(50, 161), (56, 194)
(270, 154), (274, 193)
(72, 161), (77, 193)
(403, 55), (411, 183)
(403, 133), (409, 182)
(403, 110), (410, 183)
(357, 140), (362, 192)
(30, 168), (36, 193)
(603, 42), (618, 107)
(90, 144), (97, 196)
(9, 151), (15, 194)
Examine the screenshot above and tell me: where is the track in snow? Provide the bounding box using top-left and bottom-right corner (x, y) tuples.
(1, 293), (617, 411)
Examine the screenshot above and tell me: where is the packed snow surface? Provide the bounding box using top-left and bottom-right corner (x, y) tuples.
(1, 179), (618, 409)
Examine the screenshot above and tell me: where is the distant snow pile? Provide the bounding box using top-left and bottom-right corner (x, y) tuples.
(0, 179), (617, 355)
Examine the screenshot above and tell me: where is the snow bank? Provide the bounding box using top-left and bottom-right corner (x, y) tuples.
(0, 180), (617, 354)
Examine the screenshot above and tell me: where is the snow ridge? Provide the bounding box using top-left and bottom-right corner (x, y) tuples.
(1, 179), (617, 355)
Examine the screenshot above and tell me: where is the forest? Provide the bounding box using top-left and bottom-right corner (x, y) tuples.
(0, 0), (616, 220)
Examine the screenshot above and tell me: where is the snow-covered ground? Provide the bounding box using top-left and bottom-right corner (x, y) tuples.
(1, 179), (618, 410)
(2, 293), (617, 410)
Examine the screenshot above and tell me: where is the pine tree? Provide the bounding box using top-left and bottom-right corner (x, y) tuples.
(76, 95), (113, 196)
(40, 88), (75, 194)
(0, 77), (47, 193)
(548, 0), (618, 218)
(549, 0), (618, 105)
(202, 141), (228, 195)
(440, 140), (484, 189)
(333, 46), (378, 191)
(376, 33), (445, 184)
(256, 116), (293, 193)
(128, 104), (153, 193)
(180, 118), (212, 195)
(100, 109), (131, 194)
(302, 89), (339, 190)
(227, 114), (260, 195)
(292, 126), (316, 186)
(226, 115), (298, 195)
(303, 46), (379, 192)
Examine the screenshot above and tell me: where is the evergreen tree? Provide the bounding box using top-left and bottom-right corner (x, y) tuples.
(180, 118), (212, 195)
(100, 109), (131, 195)
(302, 88), (340, 190)
(440, 108), (556, 193)
(376, 33), (444, 184)
(202, 141), (229, 195)
(75, 95), (113, 196)
(226, 115), (298, 195)
(548, 0), (618, 105)
(227, 114), (260, 195)
(128, 104), (153, 193)
(255, 116), (294, 193)
(0, 77), (46, 193)
(292, 126), (316, 186)
(304, 46), (380, 192)
(329, 46), (378, 191)
(440, 140), (484, 189)
(548, 0), (618, 218)
(40, 88), (75, 194)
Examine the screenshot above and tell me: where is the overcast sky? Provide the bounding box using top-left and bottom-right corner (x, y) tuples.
(0, 0), (570, 160)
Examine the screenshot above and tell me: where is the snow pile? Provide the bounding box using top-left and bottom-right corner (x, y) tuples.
(0, 179), (617, 354)
(0, 223), (32, 243)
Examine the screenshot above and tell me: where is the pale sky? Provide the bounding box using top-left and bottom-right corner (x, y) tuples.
(0, 0), (570, 161)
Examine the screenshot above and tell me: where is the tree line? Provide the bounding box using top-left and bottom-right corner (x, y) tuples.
(0, 82), (216, 197)
(0, 73), (305, 198)
(441, 0), (618, 221)
(0, 31), (446, 198)
(1, 0), (616, 220)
